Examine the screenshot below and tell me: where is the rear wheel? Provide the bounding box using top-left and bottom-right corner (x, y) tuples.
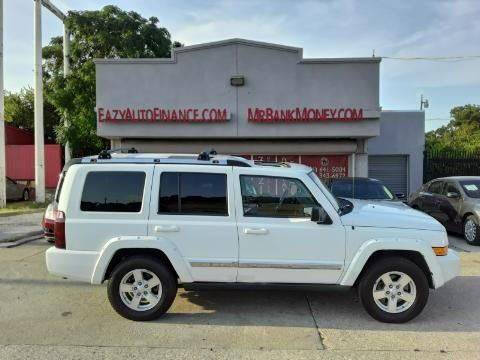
(107, 256), (177, 321)
(358, 257), (429, 323)
(464, 215), (480, 245)
(22, 189), (29, 201)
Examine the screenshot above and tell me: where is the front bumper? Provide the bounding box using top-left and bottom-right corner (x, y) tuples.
(435, 249), (460, 287)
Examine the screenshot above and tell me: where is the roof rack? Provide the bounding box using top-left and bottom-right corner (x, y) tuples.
(83, 148), (253, 167)
(254, 161), (291, 168)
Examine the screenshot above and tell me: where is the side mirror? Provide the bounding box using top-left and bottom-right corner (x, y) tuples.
(446, 191), (460, 199)
(311, 207), (332, 225)
(395, 192), (405, 199)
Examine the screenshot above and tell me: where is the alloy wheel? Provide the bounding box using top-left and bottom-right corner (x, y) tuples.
(119, 269), (162, 311)
(372, 271), (417, 314)
(465, 219), (477, 243)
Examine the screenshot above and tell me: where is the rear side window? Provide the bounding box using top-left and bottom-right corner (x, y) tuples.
(81, 171), (146, 212)
(158, 172), (228, 216)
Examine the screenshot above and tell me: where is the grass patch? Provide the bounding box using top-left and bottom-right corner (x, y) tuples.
(0, 201), (47, 216)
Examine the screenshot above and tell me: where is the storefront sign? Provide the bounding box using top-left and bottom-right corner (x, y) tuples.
(242, 154), (349, 179)
(248, 107), (364, 123)
(97, 107), (229, 123)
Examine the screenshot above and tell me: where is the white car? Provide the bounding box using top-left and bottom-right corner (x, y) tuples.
(46, 151), (460, 323)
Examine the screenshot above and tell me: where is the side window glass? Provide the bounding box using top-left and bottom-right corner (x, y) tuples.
(158, 172), (228, 216)
(446, 183), (459, 194)
(81, 171), (146, 212)
(240, 175), (318, 218)
(428, 181), (443, 194)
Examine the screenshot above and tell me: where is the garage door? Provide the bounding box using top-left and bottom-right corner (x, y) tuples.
(368, 155), (408, 195)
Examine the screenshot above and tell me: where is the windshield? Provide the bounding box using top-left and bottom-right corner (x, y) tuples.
(307, 171), (340, 210)
(460, 180), (480, 198)
(330, 179), (395, 200)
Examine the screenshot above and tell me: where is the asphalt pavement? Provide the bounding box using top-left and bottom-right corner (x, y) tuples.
(0, 238), (479, 359)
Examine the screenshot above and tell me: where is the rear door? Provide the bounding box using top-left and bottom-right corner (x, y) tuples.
(148, 165), (238, 282)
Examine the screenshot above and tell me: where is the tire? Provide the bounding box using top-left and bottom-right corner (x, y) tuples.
(107, 256), (177, 321)
(22, 189), (29, 201)
(46, 238), (55, 244)
(358, 257), (429, 323)
(463, 215), (480, 245)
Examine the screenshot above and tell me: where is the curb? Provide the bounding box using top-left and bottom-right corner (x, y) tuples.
(0, 234), (45, 248)
(0, 209), (45, 218)
(0, 230), (44, 244)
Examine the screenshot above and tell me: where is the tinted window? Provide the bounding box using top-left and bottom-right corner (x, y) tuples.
(81, 171), (145, 212)
(445, 183), (460, 195)
(460, 180), (480, 198)
(330, 179), (394, 200)
(428, 181), (444, 194)
(158, 172), (228, 215)
(240, 175), (318, 218)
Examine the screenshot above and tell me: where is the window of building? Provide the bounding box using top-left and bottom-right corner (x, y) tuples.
(158, 172), (228, 216)
(81, 171), (146, 212)
(240, 175), (318, 218)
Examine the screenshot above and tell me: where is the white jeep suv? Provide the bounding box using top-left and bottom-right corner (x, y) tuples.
(46, 151), (460, 323)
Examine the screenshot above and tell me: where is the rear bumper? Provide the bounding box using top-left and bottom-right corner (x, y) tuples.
(46, 247), (99, 283)
(435, 249), (460, 288)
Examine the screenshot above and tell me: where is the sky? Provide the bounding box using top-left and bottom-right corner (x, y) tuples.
(5, 0), (480, 132)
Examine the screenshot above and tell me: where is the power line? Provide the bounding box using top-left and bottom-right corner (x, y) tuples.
(426, 118), (451, 122)
(382, 55), (480, 62)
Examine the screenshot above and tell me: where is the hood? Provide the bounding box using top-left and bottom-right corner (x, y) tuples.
(340, 199), (445, 231)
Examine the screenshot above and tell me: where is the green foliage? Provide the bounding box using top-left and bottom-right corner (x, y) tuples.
(425, 104), (480, 152)
(4, 87), (60, 142)
(43, 5), (174, 157)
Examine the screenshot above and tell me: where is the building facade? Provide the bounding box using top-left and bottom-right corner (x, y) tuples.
(94, 39), (424, 195)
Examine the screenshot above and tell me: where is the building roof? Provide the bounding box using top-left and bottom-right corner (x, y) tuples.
(93, 38), (382, 65)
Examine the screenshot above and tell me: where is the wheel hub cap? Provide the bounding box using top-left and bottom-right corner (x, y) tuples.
(119, 269), (162, 311)
(372, 271), (416, 314)
(465, 219), (476, 242)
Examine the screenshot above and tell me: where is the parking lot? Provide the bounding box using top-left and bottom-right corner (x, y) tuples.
(0, 236), (479, 359)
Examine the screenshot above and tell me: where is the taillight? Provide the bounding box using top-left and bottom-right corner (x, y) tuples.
(54, 210), (66, 249)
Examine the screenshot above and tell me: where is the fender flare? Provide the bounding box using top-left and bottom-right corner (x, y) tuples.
(339, 238), (445, 288)
(90, 236), (193, 284)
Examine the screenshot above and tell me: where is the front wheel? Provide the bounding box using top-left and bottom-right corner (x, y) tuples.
(22, 189), (30, 201)
(358, 257), (429, 323)
(464, 215), (480, 245)
(107, 256), (177, 321)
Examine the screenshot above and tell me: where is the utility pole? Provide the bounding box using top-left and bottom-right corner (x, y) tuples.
(34, 0), (45, 203)
(33, 1), (69, 203)
(0, 0), (5, 208)
(63, 23), (71, 163)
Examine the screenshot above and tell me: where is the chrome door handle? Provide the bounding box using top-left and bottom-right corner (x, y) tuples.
(154, 225), (179, 233)
(244, 227), (269, 235)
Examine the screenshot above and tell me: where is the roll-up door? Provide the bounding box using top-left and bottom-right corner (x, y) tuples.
(368, 155), (408, 195)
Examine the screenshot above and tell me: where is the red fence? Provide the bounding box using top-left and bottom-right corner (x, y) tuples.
(6, 145), (62, 188)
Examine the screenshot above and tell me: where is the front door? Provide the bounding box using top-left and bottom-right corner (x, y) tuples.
(233, 169), (345, 284)
(148, 165), (238, 282)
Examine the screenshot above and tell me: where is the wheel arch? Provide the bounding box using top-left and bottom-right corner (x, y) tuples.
(103, 248), (179, 282)
(91, 236), (193, 284)
(352, 250), (434, 289)
(339, 238), (443, 289)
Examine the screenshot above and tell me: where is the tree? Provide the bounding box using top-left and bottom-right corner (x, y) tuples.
(43, 5), (175, 157)
(4, 87), (60, 142)
(426, 104), (480, 152)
